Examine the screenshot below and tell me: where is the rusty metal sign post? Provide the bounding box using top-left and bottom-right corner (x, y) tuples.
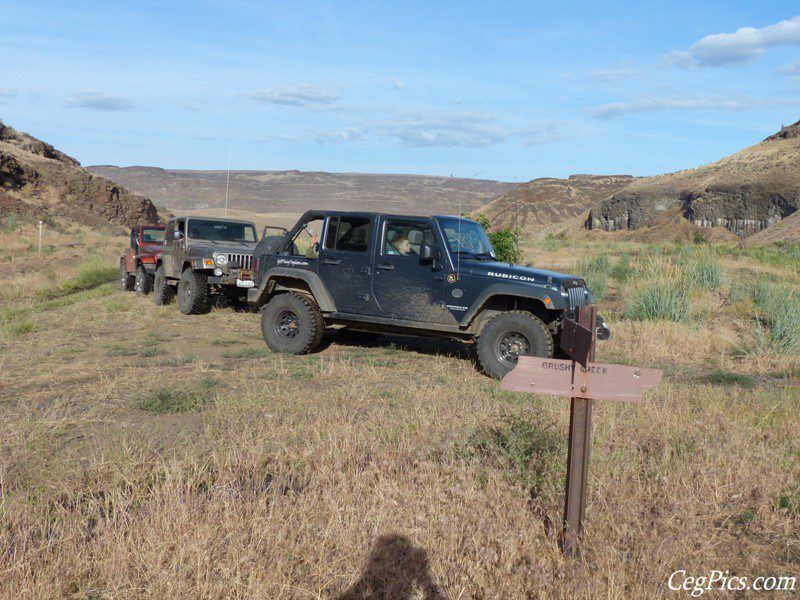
(501, 306), (663, 557)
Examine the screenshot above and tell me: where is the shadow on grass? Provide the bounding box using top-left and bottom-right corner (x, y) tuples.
(322, 328), (473, 361)
(336, 534), (443, 600)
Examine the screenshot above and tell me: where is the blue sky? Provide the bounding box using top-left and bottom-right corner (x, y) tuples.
(1, 1), (799, 181)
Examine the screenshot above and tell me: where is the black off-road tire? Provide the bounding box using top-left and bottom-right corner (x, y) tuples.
(261, 292), (324, 354)
(120, 261), (135, 291)
(152, 265), (175, 306)
(177, 269), (210, 315)
(134, 265), (153, 296)
(476, 311), (554, 380)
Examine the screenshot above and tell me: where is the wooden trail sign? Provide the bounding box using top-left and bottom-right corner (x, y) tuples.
(500, 306), (663, 557)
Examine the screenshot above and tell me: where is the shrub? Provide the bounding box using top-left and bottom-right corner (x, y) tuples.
(472, 213), (524, 264)
(683, 256), (723, 290)
(464, 414), (565, 498)
(625, 280), (690, 322)
(577, 254), (613, 301)
(135, 389), (211, 414)
(755, 303), (800, 353)
(612, 253), (634, 282)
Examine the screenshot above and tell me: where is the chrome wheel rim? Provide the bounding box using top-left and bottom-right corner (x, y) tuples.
(275, 309), (300, 339)
(497, 331), (531, 366)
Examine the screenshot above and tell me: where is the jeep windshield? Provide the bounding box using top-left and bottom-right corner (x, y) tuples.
(439, 218), (495, 260)
(141, 227), (163, 244)
(187, 219), (257, 243)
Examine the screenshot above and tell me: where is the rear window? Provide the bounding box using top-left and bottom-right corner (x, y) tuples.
(141, 228), (163, 243)
(324, 217), (371, 253)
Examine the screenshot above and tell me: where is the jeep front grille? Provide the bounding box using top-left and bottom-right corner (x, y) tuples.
(566, 284), (588, 309)
(227, 253), (253, 270)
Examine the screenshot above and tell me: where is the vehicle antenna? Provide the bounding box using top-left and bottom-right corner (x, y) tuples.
(224, 142), (232, 218)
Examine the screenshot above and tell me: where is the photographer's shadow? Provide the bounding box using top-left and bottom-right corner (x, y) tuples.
(335, 534), (444, 600)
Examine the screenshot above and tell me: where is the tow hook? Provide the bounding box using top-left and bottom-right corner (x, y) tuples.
(596, 314), (611, 341)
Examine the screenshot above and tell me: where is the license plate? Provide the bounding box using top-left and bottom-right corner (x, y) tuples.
(236, 279), (255, 288)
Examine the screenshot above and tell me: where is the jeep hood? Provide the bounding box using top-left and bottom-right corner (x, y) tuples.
(467, 261), (585, 288)
(188, 242), (257, 256)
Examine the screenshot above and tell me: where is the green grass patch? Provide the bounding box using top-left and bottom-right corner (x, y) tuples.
(699, 370), (758, 388)
(211, 338), (239, 346)
(135, 388), (212, 414)
(2, 318), (37, 339)
(625, 280), (690, 323)
(37, 259), (118, 300)
(463, 414), (565, 498)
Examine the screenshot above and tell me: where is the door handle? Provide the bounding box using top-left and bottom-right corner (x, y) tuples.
(376, 263), (394, 271)
(322, 258), (342, 266)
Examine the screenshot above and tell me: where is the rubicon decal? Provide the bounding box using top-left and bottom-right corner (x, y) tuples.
(487, 271), (537, 283)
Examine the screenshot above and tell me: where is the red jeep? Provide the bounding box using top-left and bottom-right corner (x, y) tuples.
(120, 225), (166, 295)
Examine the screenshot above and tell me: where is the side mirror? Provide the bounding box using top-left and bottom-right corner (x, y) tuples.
(419, 244), (439, 263)
(172, 230), (182, 241)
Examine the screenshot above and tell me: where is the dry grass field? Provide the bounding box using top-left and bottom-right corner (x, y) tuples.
(1, 215), (799, 598)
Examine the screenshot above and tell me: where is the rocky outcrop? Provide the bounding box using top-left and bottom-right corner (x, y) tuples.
(586, 118), (800, 238)
(0, 120), (160, 227)
(684, 185), (798, 236)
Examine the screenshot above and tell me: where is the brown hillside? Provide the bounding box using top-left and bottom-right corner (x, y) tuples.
(587, 119), (800, 239)
(747, 209), (800, 246)
(474, 174), (634, 236)
(87, 165), (515, 217)
(0, 121), (160, 227)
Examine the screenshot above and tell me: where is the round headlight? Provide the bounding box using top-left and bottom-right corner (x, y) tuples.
(213, 253), (228, 266)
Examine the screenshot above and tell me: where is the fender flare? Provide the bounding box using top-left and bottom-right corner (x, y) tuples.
(459, 283), (566, 326)
(257, 268), (336, 312)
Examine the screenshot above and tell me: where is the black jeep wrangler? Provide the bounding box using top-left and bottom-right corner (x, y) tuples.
(248, 211), (609, 379)
(153, 215), (259, 314)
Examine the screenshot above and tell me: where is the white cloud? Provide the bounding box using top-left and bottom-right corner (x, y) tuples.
(0, 88), (15, 97)
(389, 77), (406, 89)
(522, 122), (569, 146)
(376, 112), (508, 148)
(590, 95), (800, 118)
(779, 61), (800, 75)
(66, 91), (133, 111)
(315, 128), (365, 143)
(664, 16), (800, 67)
(250, 84), (340, 107)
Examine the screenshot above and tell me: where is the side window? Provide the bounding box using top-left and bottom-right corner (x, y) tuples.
(324, 216), (372, 253)
(383, 220), (434, 257)
(176, 219), (186, 238)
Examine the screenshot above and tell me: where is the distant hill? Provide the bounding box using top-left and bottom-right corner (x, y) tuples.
(0, 121), (160, 227)
(86, 166), (515, 217)
(474, 174), (634, 236)
(586, 119), (800, 239)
